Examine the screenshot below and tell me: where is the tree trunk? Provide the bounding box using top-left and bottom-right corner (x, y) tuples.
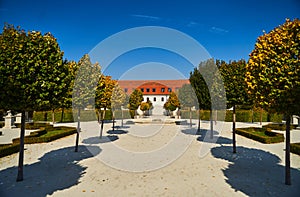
(112, 110), (115, 131)
(52, 109), (55, 124)
(215, 109), (218, 124)
(75, 108), (80, 152)
(121, 108), (124, 127)
(60, 108), (64, 123)
(16, 111), (26, 182)
(232, 104), (237, 153)
(260, 108), (263, 125)
(210, 109), (213, 139)
(285, 115), (291, 185)
(100, 108), (106, 138)
(189, 107), (192, 127)
(197, 109), (201, 134)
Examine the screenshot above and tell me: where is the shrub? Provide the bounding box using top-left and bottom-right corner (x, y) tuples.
(291, 143), (300, 156)
(263, 123), (297, 131)
(12, 127), (76, 144)
(0, 121), (4, 128)
(15, 122), (52, 130)
(0, 143), (20, 158)
(236, 127), (284, 144)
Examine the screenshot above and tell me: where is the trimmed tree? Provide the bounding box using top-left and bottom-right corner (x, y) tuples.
(73, 54), (101, 150)
(0, 24), (65, 181)
(190, 67), (211, 133)
(95, 75), (116, 138)
(245, 18), (300, 185)
(128, 89), (143, 118)
(178, 84), (198, 127)
(140, 102), (150, 116)
(111, 83), (126, 129)
(164, 92), (180, 116)
(219, 59), (250, 153)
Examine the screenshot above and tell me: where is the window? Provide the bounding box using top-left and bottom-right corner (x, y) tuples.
(146, 88), (150, 92)
(168, 88), (172, 92)
(124, 88), (128, 93)
(161, 88), (165, 92)
(161, 97), (164, 102)
(141, 88), (144, 92)
(142, 97), (144, 101)
(147, 97), (150, 102)
(152, 88), (156, 92)
(153, 97), (156, 102)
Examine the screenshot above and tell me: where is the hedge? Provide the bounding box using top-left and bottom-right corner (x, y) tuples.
(179, 109), (282, 123)
(0, 121), (4, 128)
(32, 109), (131, 122)
(263, 123), (297, 131)
(0, 143), (20, 158)
(236, 127), (284, 144)
(12, 127), (76, 144)
(291, 143), (300, 156)
(14, 122), (52, 130)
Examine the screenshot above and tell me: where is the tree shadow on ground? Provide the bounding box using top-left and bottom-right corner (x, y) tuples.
(211, 145), (300, 196)
(114, 125), (130, 129)
(107, 129), (128, 135)
(181, 128), (219, 136)
(82, 135), (119, 144)
(196, 129), (232, 145)
(0, 145), (101, 197)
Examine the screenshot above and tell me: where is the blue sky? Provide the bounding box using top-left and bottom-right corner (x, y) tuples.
(1, 0), (299, 79)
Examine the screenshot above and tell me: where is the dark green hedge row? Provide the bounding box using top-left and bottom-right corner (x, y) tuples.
(180, 110), (282, 123)
(12, 127), (76, 144)
(0, 121), (4, 128)
(263, 123), (297, 131)
(291, 143), (300, 156)
(236, 127), (284, 144)
(15, 122), (52, 130)
(33, 109), (132, 122)
(0, 126), (76, 158)
(0, 143), (20, 158)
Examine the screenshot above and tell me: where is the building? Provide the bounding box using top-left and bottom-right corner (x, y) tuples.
(117, 79), (190, 115)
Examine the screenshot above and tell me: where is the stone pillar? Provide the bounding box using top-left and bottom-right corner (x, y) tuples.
(15, 113), (22, 124)
(4, 110), (15, 129)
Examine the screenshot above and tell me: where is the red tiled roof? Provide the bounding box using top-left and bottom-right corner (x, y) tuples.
(117, 79), (190, 94)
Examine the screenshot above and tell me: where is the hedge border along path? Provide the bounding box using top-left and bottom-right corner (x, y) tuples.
(235, 127), (284, 144)
(291, 143), (300, 156)
(0, 126), (76, 158)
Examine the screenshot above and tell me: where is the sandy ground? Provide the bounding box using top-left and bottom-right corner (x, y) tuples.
(0, 120), (300, 197)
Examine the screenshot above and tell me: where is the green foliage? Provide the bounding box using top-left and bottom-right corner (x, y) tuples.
(140, 102), (150, 112)
(219, 59), (251, 107)
(236, 127), (284, 144)
(178, 84), (198, 108)
(73, 54), (101, 110)
(14, 122), (52, 129)
(164, 92), (180, 111)
(180, 109), (282, 122)
(0, 143), (20, 158)
(291, 143), (300, 156)
(129, 110), (135, 119)
(246, 18), (300, 116)
(263, 123), (297, 131)
(95, 75), (116, 111)
(12, 127), (76, 144)
(199, 58), (226, 110)
(111, 84), (126, 110)
(33, 109), (109, 122)
(128, 89), (143, 110)
(189, 67), (210, 110)
(0, 24), (65, 111)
